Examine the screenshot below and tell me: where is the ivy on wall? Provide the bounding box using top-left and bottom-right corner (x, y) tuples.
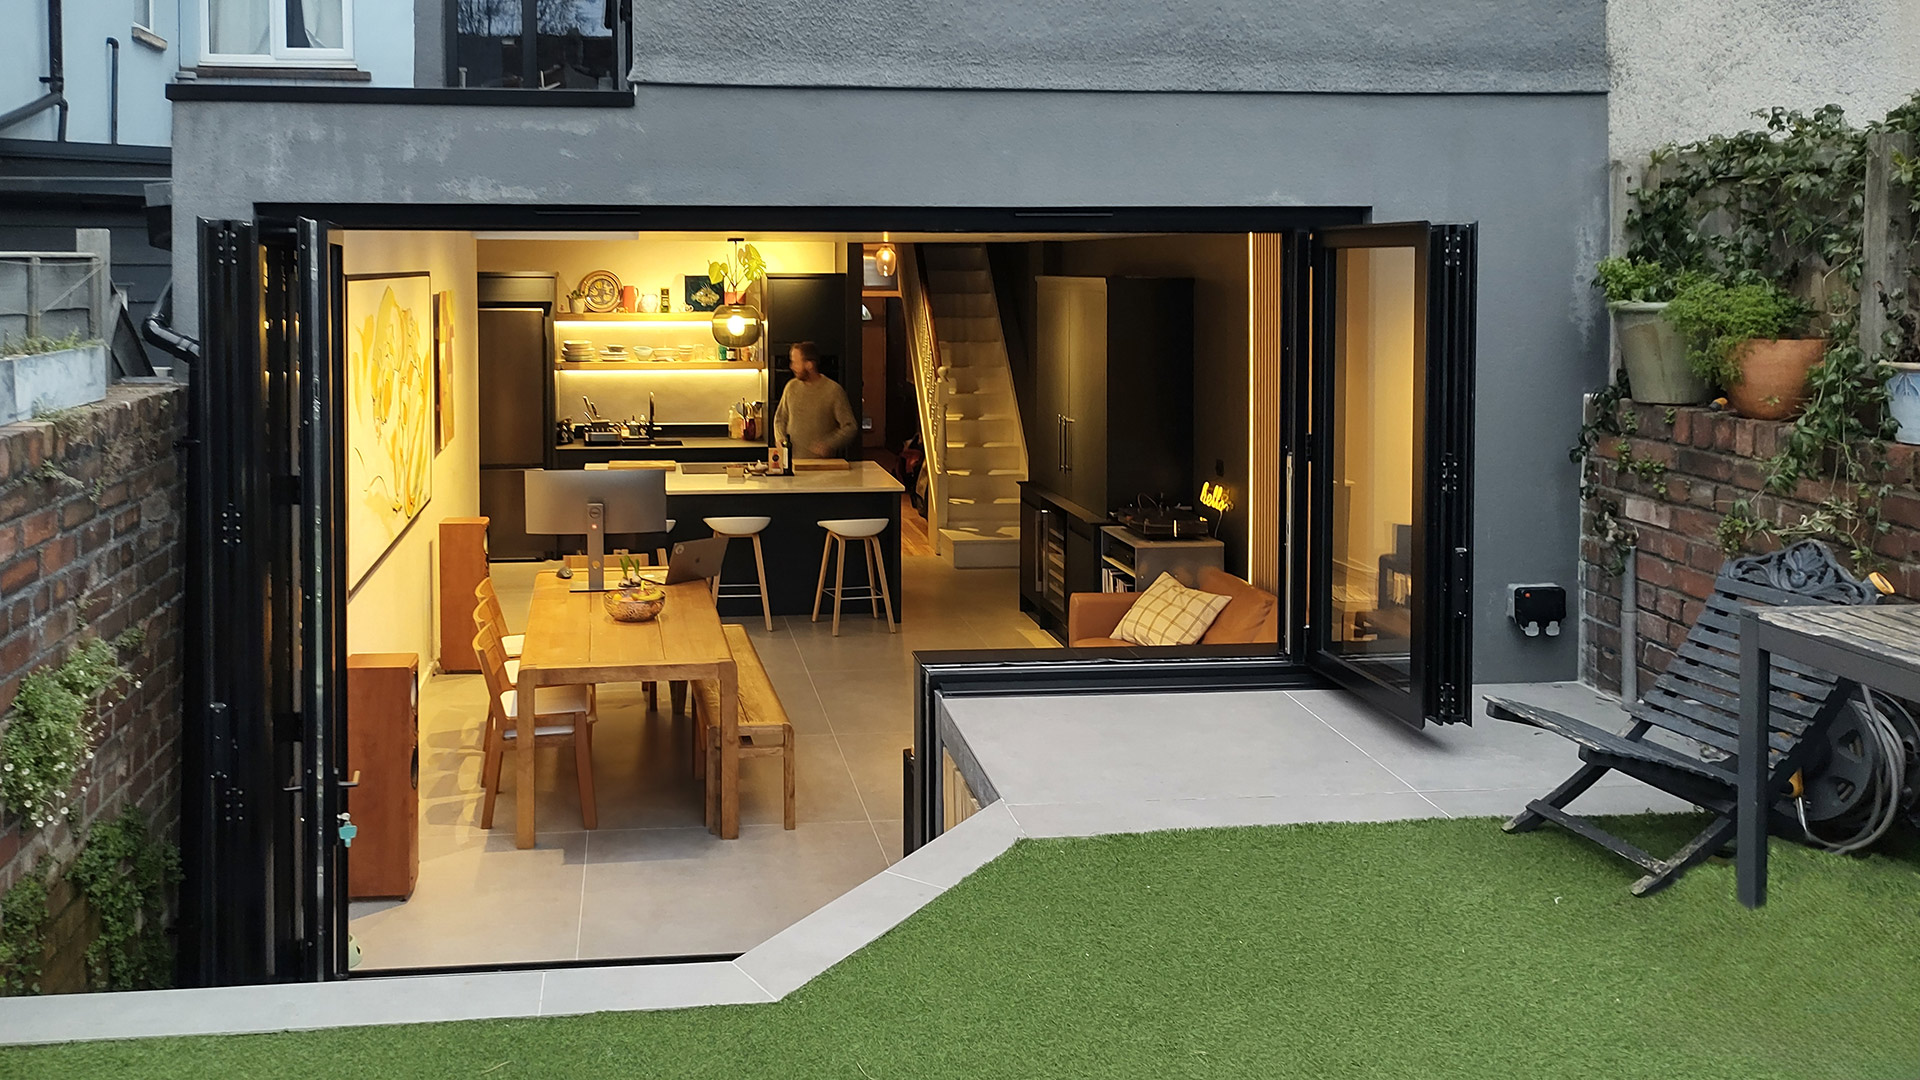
(1589, 93), (1920, 570)
(68, 808), (179, 992)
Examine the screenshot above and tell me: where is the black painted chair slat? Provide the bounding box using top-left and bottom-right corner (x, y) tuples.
(1484, 541), (1880, 895)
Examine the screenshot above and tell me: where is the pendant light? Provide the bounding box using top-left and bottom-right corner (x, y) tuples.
(711, 237), (764, 348)
(873, 233), (898, 279)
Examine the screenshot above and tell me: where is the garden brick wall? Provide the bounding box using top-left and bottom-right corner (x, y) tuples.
(0, 383), (185, 993)
(1581, 402), (1920, 697)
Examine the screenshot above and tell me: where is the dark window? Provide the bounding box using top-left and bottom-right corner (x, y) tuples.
(451, 0), (627, 89)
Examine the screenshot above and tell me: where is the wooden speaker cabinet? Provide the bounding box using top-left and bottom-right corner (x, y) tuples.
(348, 653), (419, 900)
(439, 516), (490, 673)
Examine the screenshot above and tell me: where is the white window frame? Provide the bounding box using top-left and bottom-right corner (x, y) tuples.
(199, 0), (355, 67)
(134, 0), (156, 33)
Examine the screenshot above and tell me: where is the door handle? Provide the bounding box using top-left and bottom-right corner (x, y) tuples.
(1063, 417), (1073, 472)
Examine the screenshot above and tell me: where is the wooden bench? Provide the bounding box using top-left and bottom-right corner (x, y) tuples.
(693, 624), (796, 831)
(1485, 541), (1882, 895)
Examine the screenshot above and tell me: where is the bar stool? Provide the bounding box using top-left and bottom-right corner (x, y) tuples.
(812, 518), (895, 636)
(704, 516), (773, 632)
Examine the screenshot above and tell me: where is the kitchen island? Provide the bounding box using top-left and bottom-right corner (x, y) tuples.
(556, 435), (768, 465)
(652, 460), (905, 620)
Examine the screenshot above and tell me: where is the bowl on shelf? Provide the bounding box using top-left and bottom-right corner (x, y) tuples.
(603, 582), (667, 622)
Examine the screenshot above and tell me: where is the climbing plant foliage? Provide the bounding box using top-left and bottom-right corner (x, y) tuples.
(67, 807), (180, 992)
(0, 638), (131, 828)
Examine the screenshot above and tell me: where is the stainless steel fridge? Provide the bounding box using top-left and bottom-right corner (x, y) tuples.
(477, 273), (556, 559)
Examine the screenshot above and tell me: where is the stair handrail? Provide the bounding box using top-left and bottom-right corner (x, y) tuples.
(900, 244), (946, 544)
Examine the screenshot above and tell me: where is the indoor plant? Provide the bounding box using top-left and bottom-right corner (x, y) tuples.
(1594, 257), (1704, 404)
(1662, 277), (1818, 419)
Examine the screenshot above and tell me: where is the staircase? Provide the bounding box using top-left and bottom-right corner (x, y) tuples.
(906, 245), (1027, 568)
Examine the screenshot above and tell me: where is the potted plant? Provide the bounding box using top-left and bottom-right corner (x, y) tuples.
(1595, 257), (1705, 404)
(1662, 277), (1818, 420)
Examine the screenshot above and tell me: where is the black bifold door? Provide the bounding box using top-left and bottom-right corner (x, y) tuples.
(183, 218), (348, 985)
(1304, 223), (1476, 727)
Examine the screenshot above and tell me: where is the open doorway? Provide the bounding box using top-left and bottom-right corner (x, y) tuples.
(182, 211), (1475, 983)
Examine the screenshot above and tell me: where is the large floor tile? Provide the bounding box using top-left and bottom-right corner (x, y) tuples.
(349, 832), (588, 971)
(576, 822), (889, 959)
(835, 731), (912, 823)
(1005, 790), (1448, 838)
(810, 671), (915, 737)
(1287, 688), (1606, 793)
(1420, 782), (1699, 819)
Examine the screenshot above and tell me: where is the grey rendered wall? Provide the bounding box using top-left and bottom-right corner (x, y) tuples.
(1609, 0), (1920, 164)
(168, 89), (1608, 684)
(633, 0), (1606, 94)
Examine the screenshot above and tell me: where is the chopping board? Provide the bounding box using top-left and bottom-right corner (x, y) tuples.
(793, 459), (852, 471)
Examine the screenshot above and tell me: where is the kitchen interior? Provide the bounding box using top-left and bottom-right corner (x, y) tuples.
(339, 226), (1335, 972)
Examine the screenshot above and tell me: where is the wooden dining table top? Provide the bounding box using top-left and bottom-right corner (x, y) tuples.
(512, 572), (741, 848)
(519, 572), (734, 679)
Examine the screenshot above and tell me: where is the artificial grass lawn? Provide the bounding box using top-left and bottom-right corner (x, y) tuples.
(7, 815), (1920, 1080)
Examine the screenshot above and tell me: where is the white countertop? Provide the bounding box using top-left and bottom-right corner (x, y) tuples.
(664, 460), (905, 496)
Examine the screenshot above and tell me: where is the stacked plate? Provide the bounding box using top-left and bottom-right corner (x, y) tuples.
(599, 344), (631, 362)
(561, 340), (597, 363)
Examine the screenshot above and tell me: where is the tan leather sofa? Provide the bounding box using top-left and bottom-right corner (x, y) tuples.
(1066, 567), (1280, 647)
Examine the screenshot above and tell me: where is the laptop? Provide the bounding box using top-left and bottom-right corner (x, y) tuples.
(634, 536), (730, 586)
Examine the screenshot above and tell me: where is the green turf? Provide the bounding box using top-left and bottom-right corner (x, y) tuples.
(6, 815), (1919, 1080)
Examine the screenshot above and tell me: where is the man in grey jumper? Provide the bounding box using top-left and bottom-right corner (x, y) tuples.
(773, 341), (857, 457)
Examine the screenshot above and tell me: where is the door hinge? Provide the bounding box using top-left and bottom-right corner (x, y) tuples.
(219, 503), (243, 547)
(1440, 233), (1466, 268)
(1438, 453), (1462, 495)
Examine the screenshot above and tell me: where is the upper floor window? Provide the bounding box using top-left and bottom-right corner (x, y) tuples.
(450, 0), (626, 89)
(203, 0), (353, 65)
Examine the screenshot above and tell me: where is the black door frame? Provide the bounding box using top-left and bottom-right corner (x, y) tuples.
(1302, 222), (1476, 728)
(184, 217), (348, 987)
(186, 202), (1472, 982)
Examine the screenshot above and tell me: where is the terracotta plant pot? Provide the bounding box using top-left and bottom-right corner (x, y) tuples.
(1724, 338), (1824, 420)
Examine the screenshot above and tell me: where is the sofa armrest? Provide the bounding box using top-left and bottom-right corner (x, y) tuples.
(1068, 591), (1137, 644)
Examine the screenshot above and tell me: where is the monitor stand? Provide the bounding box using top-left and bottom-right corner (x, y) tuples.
(572, 500), (609, 593)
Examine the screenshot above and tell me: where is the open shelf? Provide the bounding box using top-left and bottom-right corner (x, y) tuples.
(554, 361), (765, 371)
(554, 312), (715, 325)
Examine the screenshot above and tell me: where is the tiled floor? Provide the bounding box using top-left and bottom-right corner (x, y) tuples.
(348, 554), (1058, 971)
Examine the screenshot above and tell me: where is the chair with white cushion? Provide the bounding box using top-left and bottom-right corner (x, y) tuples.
(473, 577), (523, 659)
(812, 518), (896, 636)
(704, 515), (773, 632)
(474, 626), (597, 830)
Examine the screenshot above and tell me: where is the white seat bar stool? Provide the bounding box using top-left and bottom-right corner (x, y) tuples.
(704, 515), (773, 632)
(812, 517), (895, 636)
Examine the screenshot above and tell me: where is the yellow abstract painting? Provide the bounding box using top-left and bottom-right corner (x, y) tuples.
(346, 273), (434, 590)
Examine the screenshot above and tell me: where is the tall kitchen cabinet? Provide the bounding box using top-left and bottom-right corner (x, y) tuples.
(1032, 276), (1193, 514)
(1021, 276), (1193, 642)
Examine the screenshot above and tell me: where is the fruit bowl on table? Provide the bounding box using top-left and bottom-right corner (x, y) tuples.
(604, 582), (667, 622)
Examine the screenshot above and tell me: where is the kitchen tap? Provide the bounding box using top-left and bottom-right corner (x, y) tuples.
(648, 392), (656, 434)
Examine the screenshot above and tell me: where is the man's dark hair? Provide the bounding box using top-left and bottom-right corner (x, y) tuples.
(792, 341), (821, 368)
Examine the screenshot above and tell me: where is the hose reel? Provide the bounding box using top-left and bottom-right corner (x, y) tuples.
(1792, 688), (1920, 853)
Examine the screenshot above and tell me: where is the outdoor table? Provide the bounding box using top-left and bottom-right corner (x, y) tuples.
(513, 572), (740, 849)
(1737, 603), (1920, 907)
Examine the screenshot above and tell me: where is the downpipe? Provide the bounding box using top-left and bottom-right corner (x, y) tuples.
(0, 0), (68, 138)
(1620, 544), (1638, 704)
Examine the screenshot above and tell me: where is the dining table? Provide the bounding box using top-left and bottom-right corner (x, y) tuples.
(512, 571), (740, 848)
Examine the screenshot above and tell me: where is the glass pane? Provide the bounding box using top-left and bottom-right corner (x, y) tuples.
(536, 0), (618, 89)
(455, 0), (525, 87)
(1327, 245), (1417, 688)
(286, 0), (345, 50)
(208, 0), (271, 55)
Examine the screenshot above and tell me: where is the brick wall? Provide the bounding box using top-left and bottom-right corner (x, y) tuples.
(0, 383), (185, 993)
(1580, 402), (1920, 696)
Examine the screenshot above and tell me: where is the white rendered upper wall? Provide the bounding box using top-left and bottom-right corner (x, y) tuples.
(1608, 0), (1920, 165)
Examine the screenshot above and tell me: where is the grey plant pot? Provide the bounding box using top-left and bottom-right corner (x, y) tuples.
(0, 343), (107, 426)
(1611, 301), (1708, 405)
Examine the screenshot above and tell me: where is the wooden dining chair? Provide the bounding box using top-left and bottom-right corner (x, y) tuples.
(473, 626), (598, 830)
(474, 577), (523, 659)
(472, 599), (520, 685)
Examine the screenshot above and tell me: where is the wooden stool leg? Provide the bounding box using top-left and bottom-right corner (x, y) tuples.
(574, 717), (598, 830)
(832, 534), (848, 636)
(863, 539), (882, 617)
(870, 536), (897, 632)
(812, 532), (833, 622)
(781, 724), (796, 830)
(750, 533), (772, 632)
(711, 534), (727, 601)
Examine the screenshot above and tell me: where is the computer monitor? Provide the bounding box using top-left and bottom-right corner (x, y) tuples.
(524, 468), (667, 592)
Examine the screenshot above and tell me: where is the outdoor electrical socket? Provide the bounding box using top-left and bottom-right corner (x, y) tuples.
(1508, 584), (1566, 638)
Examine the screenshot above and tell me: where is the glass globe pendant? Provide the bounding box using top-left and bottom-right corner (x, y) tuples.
(712, 303), (763, 348)
(874, 234), (898, 278)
